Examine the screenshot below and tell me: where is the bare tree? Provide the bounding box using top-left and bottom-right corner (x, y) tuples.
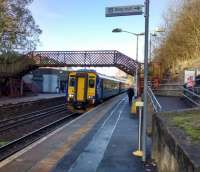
(152, 0), (200, 78)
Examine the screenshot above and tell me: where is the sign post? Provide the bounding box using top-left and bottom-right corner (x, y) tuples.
(142, 0), (150, 162)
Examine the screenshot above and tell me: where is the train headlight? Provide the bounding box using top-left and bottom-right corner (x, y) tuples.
(88, 96), (94, 99)
(69, 94), (74, 98)
(88, 96), (95, 104)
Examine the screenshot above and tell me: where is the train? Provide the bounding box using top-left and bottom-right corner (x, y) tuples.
(66, 70), (128, 108)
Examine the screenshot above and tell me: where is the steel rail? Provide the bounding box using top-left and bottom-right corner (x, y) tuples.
(0, 105), (67, 132)
(0, 104), (65, 126)
(147, 86), (162, 112)
(182, 87), (200, 98)
(182, 87), (200, 106)
(0, 97), (65, 109)
(183, 94), (200, 106)
(0, 112), (80, 161)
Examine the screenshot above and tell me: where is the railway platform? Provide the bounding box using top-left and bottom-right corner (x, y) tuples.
(0, 93), (65, 107)
(0, 94), (154, 172)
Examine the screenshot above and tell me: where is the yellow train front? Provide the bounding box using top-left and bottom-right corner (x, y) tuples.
(66, 70), (128, 109)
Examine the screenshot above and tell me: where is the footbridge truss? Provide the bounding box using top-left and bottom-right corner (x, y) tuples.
(27, 50), (139, 75)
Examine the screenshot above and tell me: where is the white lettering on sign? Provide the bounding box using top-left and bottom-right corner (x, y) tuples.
(106, 5), (143, 17)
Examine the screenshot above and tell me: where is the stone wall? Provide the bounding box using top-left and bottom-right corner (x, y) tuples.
(152, 113), (200, 172)
(147, 97), (154, 135)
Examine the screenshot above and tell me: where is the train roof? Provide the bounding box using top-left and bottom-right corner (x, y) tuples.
(98, 73), (127, 83)
(68, 69), (128, 83)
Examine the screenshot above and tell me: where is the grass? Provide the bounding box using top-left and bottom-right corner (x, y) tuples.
(0, 141), (9, 147)
(162, 110), (200, 142)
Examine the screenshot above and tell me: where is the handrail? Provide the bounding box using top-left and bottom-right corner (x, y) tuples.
(182, 87), (200, 106)
(182, 87), (200, 98)
(147, 86), (162, 112)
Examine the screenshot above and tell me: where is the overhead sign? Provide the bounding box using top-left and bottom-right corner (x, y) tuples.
(106, 5), (143, 17)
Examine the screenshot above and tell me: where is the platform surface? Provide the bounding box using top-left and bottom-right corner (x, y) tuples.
(0, 94), (151, 172)
(0, 93), (65, 106)
(64, 98), (146, 172)
(157, 96), (192, 111)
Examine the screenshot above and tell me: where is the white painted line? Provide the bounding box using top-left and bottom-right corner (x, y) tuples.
(109, 102), (126, 140)
(0, 96), (124, 168)
(100, 98), (125, 129)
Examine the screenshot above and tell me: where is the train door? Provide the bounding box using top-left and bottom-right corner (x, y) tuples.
(77, 77), (85, 101)
(87, 73), (96, 100)
(75, 73), (88, 102)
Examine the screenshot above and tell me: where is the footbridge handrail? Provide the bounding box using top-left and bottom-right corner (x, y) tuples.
(147, 86), (162, 112)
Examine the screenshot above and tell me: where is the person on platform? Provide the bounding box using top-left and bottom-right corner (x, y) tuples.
(127, 86), (134, 105)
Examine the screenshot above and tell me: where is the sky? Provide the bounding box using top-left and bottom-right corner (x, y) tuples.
(29, 0), (171, 75)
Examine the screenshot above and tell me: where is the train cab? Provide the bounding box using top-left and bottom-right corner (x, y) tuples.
(67, 72), (76, 102)
(67, 70), (97, 108)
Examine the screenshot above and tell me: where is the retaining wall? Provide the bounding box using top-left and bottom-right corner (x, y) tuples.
(152, 112), (200, 172)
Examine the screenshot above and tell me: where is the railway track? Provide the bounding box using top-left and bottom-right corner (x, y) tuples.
(0, 96), (65, 120)
(0, 104), (67, 132)
(0, 112), (81, 161)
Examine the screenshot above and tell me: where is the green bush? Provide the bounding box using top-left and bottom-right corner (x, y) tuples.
(0, 51), (35, 76)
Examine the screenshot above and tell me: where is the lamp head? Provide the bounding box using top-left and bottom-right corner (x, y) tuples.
(112, 28), (122, 33)
(151, 33), (157, 37)
(138, 32), (145, 36)
(155, 27), (165, 33)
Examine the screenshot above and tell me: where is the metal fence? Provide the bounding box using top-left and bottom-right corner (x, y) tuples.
(182, 87), (200, 106)
(193, 87), (200, 95)
(147, 86), (162, 112)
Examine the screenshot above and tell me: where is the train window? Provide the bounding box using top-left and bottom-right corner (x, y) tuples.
(89, 79), (95, 88)
(70, 78), (75, 87)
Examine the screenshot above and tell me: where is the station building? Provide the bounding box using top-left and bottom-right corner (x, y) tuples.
(23, 68), (68, 94)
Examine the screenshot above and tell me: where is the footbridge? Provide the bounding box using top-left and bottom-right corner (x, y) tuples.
(27, 50), (139, 75)
(0, 50), (139, 96)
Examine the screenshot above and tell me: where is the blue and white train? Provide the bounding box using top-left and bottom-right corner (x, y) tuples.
(66, 70), (128, 108)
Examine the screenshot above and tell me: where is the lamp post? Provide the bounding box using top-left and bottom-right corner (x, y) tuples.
(112, 28), (144, 97)
(149, 29), (165, 62)
(149, 33), (157, 62)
